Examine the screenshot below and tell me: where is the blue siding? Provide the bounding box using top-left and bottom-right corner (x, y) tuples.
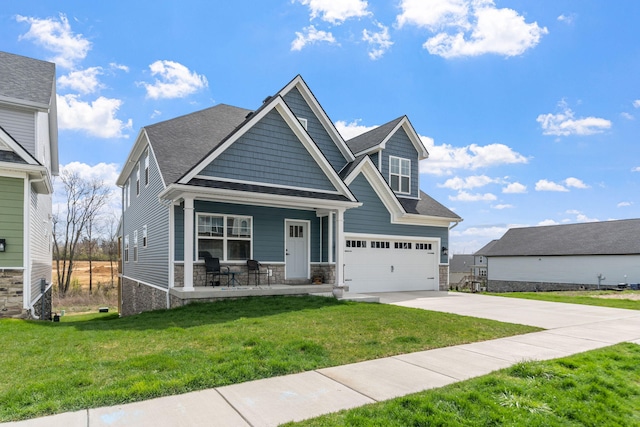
(174, 201), (322, 263)
(200, 109), (336, 192)
(283, 87), (348, 172)
(121, 145), (169, 288)
(345, 174), (449, 263)
(380, 128), (419, 199)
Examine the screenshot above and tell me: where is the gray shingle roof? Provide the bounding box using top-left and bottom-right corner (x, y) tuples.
(145, 104), (251, 185)
(344, 117), (404, 154)
(485, 219), (640, 256)
(338, 155), (368, 180)
(188, 178), (351, 201)
(450, 254), (475, 273)
(474, 239), (498, 256)
(0, 51), (55, 107)
(400, 191), (462, 220)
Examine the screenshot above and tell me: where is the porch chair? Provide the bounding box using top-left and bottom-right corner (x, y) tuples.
(247, 259), (269, 287)
(200, 251), (229, 286)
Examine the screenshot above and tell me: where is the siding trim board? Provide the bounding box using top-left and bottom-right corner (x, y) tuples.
(192, 175), (342, 196)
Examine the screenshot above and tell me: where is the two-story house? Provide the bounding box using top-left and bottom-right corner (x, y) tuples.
(0, 51), (58, 319)
(117, 75), (461, 316)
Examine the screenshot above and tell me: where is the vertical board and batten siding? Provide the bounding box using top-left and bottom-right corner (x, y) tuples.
(121, 145), (169, 288)
(489, 255), (640, 286)
(283, 87), (348, 172)
(0, 176), (24, 267)
(29, 189), (52, 303)
(380, 128), (419, 199)
(174, 201), (321, 263)
(345, 174), (449, 263)
(0, 107), (36, 158)
(200, 109), (337, 192)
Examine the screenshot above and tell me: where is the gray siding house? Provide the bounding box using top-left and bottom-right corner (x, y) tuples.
(0, 51), (58, 319)
(482, 219), (640, 292)
(117, 76), (461, 315)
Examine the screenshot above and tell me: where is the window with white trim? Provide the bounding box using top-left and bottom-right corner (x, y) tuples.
(416, 243), (432, 250)
(394, 242), (412, 249)
(144, 150), (150, 186)
(390, 156), (411, 194)
(124, 235), (129, 263)
(136, 164), (140, 196)
(133, 230), (138, 262)
(197, 214), (252, 261)
(142, 225), (147, 248)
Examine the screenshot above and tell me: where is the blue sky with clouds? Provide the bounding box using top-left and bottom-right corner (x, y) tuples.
(2, 0), (639, 253)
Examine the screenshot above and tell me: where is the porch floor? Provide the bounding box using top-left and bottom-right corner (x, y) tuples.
(170, 283), (334, 301)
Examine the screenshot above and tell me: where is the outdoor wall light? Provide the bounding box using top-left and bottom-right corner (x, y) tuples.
(0, 239), (5, 252)
(441, 246), (448, 256)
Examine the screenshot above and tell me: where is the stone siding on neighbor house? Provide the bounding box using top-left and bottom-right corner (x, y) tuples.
(121, 276), (167, 316)
(0, 269), (26, 318)
(487, 280), (602, 293)
(439, 265), (449, 291)
(32, 286), (52, 321)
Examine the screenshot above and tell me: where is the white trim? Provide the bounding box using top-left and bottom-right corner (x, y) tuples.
(0, 126), (40, 166)
(351, 117), (429, 160)
(193, 175), (342, 196)
(169, 203), (175, 288)
(284, 219), (310, 280)
(345, 232), (440, 243)
(178, 96), (357, 203)
(121, 276), (170, 292)
(22, 177), (30, 309)
(183, 197), (195, 291)
(335, 209), (345, 286)
(389, 156), (411, 195)
(278, 76), (355, 163)
(196, 213), (253, 262)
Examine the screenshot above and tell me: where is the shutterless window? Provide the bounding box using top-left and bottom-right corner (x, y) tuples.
(133, 230), (138, 262)
(142, 225), (147, 248)
(124, 235), (129, 263)
(136, 164), (140, 196)
(144, 150), (150, 186)
(390, 156), (410, 194)
(197, 214), (252, 261)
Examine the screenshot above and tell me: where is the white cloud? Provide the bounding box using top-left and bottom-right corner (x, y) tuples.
(58, 67), (103, 95)
(538, 219), (559, 226)
(291, 25), (337, 51)
(439, 175), (495, 190)
(633, 100), (640, 108)
(617, 201), (633, 208)
(420, 137), (528, 175)
(564, 177), (589, 189)
(537, 101), (611, 136)
(557, 14), (576, 25)
(502, 182), (527, 193)
(140, 60), (208, 99)
(296, 0), (370, 24)
(363, 23), (393, 60)
(633, 167), (640, 172)
(492, 204), (513, 210)
(565, 209), (598, 223)
(334, 119), (377, 140)
(535, 179), (568, 192)
(57, 94), (133, 138)
(110, 63), (129, 72)
(397, 0), (547, 58)
(16, 13), (91, 69)
(449, 191), (497, 202)
(621, 112), (634, 120)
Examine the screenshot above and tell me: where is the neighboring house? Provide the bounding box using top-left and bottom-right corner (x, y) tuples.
(116, 75), (461, 315)
(474, 239), (498, 278)
(482, 219), (640, 292)
(449, 254), (474, 289)
(0, 51), (58, 319)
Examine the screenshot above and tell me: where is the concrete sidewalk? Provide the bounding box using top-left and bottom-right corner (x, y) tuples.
(4, 292), (640, 427)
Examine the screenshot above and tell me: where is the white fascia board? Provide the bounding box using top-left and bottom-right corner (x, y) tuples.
(116, 129), (152, 187)
(392, 214), (459, 228)
(193, 175), (342, 196)
(379, 117), (429, 160)
(279, 76), (355, 162)
(343, 156), (406, 217)
(179, 96), (357, 203)
(159, 183), (361, 211)
(0, 127), (39, 166)
(0, 161), (51, 193)
(0, 95), (49, 112)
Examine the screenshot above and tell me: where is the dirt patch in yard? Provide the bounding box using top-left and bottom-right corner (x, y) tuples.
(593, 292), (640, 301)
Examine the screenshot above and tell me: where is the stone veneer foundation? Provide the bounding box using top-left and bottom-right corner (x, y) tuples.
(0, 269), (26, 318)
(121, 276), (168, 316)
(487, 279), (602, 293)
(439, 265), (450, 291)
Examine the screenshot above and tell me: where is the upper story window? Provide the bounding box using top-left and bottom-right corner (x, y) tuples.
(197, 214), (252, 261)
(133, 230), (138, 262)
(136, 164), (141, 196)
(144, 150), (150, 186)
(124, 235), (129, 263)
(142, 225), (148, 248)
(390, 156), (410, 194)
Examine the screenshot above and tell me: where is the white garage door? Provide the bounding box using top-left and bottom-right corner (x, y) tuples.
(344, 237), (438, 293)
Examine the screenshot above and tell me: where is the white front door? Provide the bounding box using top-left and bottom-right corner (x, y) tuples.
(285, 220), (309, 279)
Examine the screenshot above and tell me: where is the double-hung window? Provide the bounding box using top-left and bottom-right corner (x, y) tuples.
(133, 230), (138, 262)
(197, 214), (252, 261)
(144, 150), (150, 186)
(389, 156), (410, 194)
(136, 164), (140, 196)
(124, 235), (129, 263)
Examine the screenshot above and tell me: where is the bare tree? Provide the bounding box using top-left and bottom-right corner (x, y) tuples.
(102, 213), (120, 287)
(52, 170), (111, 296)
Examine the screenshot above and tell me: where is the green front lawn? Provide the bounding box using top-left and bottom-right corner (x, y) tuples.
(288, 342), (640, 426)
(488, 290), (640, 310)
(0, 296), (539, 422)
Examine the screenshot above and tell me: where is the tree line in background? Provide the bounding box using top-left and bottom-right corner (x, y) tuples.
(52, 170), (119, 296)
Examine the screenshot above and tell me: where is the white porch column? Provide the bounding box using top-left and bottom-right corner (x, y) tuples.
(335, 208), (345, 287)
(183, 196), (195, 291)
(328, 211), (334, 263)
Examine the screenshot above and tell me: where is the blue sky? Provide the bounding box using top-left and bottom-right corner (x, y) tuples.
(2, 0), (639, 253)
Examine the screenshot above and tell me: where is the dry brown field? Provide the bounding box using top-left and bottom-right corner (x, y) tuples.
(52, 260), (119, 313)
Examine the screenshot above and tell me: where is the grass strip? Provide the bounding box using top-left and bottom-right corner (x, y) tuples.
(287, 342), (640, 426)
(487, 290), (640, 311)
(0, 296), (538, 422)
